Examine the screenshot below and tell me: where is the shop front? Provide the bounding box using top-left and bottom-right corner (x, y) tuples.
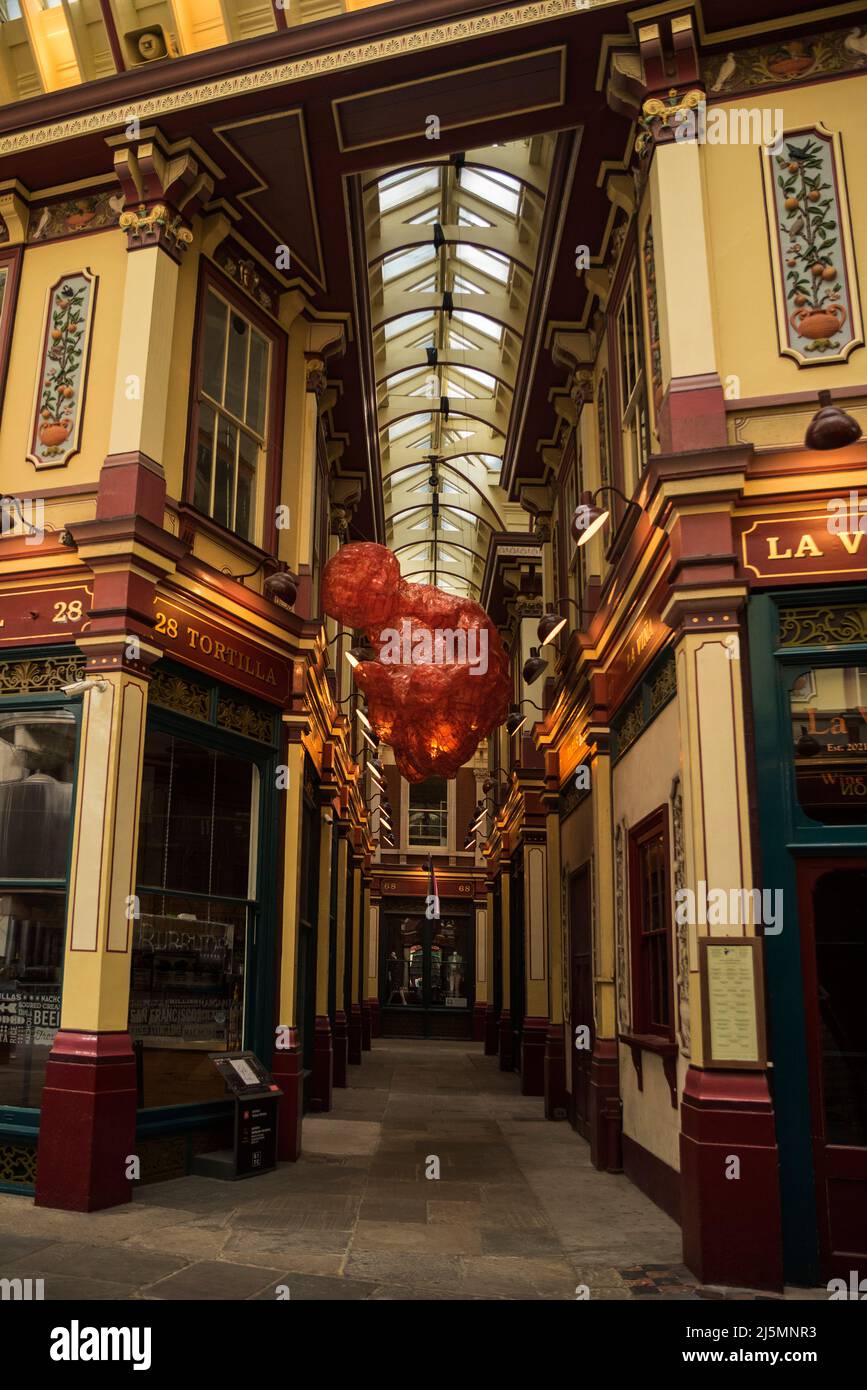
(749, 583), (867, 1286)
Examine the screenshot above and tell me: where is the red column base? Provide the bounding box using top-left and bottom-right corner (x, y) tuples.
(589, 1038), (622, 1171)
(472, 1002), (487, 1043)
(367, 998), (381, 1039)
(484, 1004), (499, 1056)
(309, 1015), (333, 1113)
(680, 1066), (784, 1292)
(332, 1010), (349, 1088)
(520, 1016), (547, 1096)
(361, 999), (373, 1051)
(270, 1032), (304, 1161)
(35, 1031), (137, 1212)
(544, 1022), (567, 1119)
(498, 1010), (513, 1071)
(348, 1004), (363, 1065)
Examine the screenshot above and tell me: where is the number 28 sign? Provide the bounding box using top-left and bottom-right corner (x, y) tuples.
(0, 582), (93, 644)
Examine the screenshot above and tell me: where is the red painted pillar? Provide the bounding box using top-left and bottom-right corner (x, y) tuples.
(484, 1003), (499, 1055)
(332, 1010), (349, 1086)
(589, 1038), (623, 1170)
(544, 1022), (568, 1119)
(520, 1016), (547, 1096)
(310, 1015), (333, 1112)
(271, 1032), (304, 1161)
(35, 1033), (138, 1211)
(680, 1067), (784, 1291)
(472, 1002), (487, 1042)
(498, 1009), (513, 1071)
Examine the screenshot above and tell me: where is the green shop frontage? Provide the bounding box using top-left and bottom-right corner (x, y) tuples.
(749, 586), (867, 1286)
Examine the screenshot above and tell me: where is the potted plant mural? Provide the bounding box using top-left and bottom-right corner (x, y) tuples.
(774, 136), (846, 354)
(29, 271), (95, 467)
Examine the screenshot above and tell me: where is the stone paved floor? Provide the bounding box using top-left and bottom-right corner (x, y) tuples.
(0, 1040), (826, 1301)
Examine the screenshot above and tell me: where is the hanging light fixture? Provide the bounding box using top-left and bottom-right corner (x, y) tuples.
(505, 699), (545, 736)
(804, 390), (861, 450)
(522, 647), (548, 685)
(572, 486), (647, 549)
(537, 598), (595, 647)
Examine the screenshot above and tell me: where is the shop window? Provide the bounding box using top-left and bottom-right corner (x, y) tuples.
(615, 262), (650, 498)
(790, 666), (867, 824)
(628, 807), (673, 1038)
(408, 776), (448, 847)
(0, 709), (77, 1108)
(132, 729), (258, 1107)
(191, 283), (273, 544)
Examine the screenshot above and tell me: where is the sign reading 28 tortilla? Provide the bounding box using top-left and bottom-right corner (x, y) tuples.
(152, 593), (289, 703)
(738, 511), (867, 583)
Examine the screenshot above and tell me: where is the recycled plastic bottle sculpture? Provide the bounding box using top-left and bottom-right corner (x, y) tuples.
(322, 542), (511, 782)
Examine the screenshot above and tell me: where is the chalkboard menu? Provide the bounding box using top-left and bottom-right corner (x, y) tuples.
(209, 1051), (282, 1178)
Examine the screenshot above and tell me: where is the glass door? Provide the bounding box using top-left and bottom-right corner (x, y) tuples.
(381, 906), (473, 1036)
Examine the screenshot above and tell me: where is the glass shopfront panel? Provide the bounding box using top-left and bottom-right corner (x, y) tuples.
(790, 666), (867, 824)
(133, 729), (258, 1108)
(383, 912), (471, 1011)
(0, 709), (76, 1109)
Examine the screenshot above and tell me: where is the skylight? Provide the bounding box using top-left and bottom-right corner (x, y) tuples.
(382, 245), (436, 283)
(379, 167), (440, 213)
(383, 311), (434, 340)
(387, 412), (432, 441)
(453, 310), (503, 343)
(460, 167), (521, 215)
(456, 243), (510, 284)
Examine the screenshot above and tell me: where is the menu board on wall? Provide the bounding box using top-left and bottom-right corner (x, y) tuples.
(699, 938), (767, 1069)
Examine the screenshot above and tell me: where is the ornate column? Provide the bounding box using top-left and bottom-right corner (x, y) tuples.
(542, 752), (567, 1119)
(364, 890), (381, 1043)
(520, 788), (549, 1098)
(332, 801), (351, 1084)
(586, 707), (622, 1173)
(310, 802), (334, 1112)
(483, 871), (498, 1055)
(348, 835), (364, 1065)
(665, 585), (783, 1291)
(498, 843), (513, 1071)
(270, 723), (308, 1160)
(632, 18), (727, 453)
(34, 133), (205, 1212)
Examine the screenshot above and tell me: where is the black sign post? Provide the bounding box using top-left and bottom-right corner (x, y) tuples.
(207, 1051), (283, 1180)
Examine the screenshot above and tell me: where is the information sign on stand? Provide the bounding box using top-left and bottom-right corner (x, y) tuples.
(207, 1051), (283, 1179)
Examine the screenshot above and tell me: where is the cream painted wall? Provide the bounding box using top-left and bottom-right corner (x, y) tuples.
(612, 696), (682, 1172)
(161, 243), (200, 504)
(0, 232), (126, 496)
(703, 74), (867, 401)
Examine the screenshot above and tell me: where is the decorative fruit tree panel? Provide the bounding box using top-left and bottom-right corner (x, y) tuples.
(761, 125), (862, 366)
(27, 269), (97, 468)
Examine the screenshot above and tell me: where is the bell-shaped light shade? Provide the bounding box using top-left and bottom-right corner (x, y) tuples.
(537, 611), (568, 646)
(522, 647), (547, 685)
(572, 491), (609, 547)
(505, 705), (526, 736)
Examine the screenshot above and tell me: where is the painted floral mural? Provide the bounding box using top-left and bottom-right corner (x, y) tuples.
(763, 127), (862, 365)
(28, 271), (96, 468)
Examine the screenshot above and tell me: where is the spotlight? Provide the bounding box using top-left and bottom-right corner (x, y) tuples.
(572, 491), (609, 547)
(356, 706), (373, 731)
(505, 704), (526, 736)
(345, 643), (374, 669)
(361, 728), (379, 751)
(537, 611), (567, 645)
(804, 390), (861, 450)
(522, 646), (548, 685)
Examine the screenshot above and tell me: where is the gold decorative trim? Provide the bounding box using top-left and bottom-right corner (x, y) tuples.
(0, 654), (84, 693)
(119, 202), (194, 254)
(216, 695), (274, 742)
(778, 604), (867, 647)
(149, 669), (210, 720)
(617, 697), (645, 755)
(648, 653), (677, 714)
(0, 1), (585, 156)
(0, 1142), (37, 1186)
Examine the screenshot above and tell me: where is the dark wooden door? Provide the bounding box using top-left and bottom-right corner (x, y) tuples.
(797, 858), (867, 1279)
(569, 864), (594, 1138)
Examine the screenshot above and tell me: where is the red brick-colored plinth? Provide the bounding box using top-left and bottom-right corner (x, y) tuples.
(309, 1015), (333, 1113)
(35, 1031), (138, 1212)
(332, 1010), (349, 1087)
(589, 1038), (622, 1171)
(544, 1022), (567, 1120)
(680, 1066), (784, 1292)
(271, 1034), (304, 1161)
(520, 1016), (547, 1096)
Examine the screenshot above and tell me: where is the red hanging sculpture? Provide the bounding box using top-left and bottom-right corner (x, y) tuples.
(322, 542), (511, 782)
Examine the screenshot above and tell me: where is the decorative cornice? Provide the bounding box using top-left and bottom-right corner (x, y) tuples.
(0, 0), (586, 158)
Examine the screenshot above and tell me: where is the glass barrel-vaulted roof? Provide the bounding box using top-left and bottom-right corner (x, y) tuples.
(362, 138), (555, 601)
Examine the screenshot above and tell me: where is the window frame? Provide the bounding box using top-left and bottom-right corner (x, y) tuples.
(0, 246), (23, 425)
(184, 261), (286, 554)
(627, 805), (674, 1041)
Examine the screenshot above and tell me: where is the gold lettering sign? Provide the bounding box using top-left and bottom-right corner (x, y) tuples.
(152, 594), (288, 704)
(740, 513), (867, 582)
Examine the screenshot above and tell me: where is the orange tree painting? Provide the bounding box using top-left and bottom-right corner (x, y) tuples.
(28, 271), (96, 468)
(766, 128), (861, 364)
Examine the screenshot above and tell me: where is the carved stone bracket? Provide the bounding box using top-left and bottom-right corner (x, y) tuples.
(109, 128), (217, 255)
